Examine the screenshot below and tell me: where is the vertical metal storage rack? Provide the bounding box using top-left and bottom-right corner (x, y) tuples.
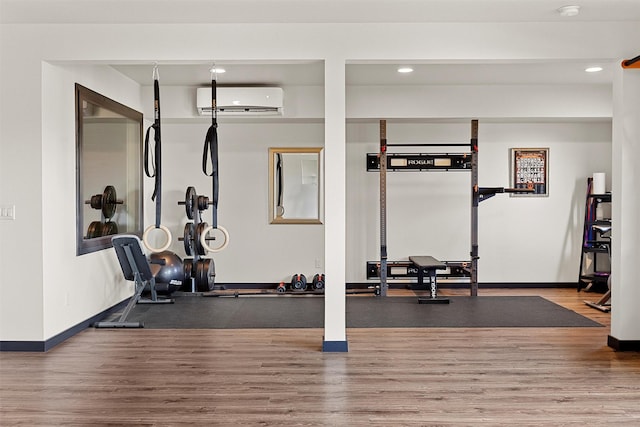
(578, 177), (611, 296)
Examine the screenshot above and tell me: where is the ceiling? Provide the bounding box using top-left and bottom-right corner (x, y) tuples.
(2, 0), (640, 24)
(3, 0), (635, 88)
(111, 60), (615, 88)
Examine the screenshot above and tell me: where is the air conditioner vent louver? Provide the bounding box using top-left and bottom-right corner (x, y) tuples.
(197, 87), (283, 116)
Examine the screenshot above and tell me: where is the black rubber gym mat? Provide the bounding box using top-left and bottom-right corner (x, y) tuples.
(121, 295), (602, 329)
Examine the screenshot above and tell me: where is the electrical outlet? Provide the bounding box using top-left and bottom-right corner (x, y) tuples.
(0, 205), (15, 220)
(315, 258), (321, 268)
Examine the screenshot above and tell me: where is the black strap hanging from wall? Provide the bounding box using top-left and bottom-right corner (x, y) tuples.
(202, 78), (219, 229)
(275, 152), (284, 216)
(144, 65), (162, 229)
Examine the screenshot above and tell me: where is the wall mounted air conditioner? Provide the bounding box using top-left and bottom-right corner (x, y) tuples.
(196, 87), (284, 116)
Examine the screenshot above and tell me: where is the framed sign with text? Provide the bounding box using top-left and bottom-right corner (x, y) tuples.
(510, 148), (548, 197)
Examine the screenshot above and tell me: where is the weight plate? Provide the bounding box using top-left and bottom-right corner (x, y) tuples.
(182, 258), (194, 291)
(195, 222), (208, 256)
(183, 222), (195, 256)
(90, 194), (103, 210)
(185, 186), (197, 220)
(86, 221), (103, 239)
(101, 221), (119, 236)
(205, 258), (215, 291)
(196, 258), (216, 292)
(197, 195), (209, 211)
(101, 185), (117, 219)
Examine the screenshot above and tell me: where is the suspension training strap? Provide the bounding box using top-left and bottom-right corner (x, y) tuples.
(144, 68), (162, 228)
(202, 78), (219, 229)
(276, 153), (284, 215)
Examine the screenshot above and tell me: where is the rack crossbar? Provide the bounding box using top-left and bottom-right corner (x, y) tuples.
(367, 152), (472, 171)
(366, 260), (471, 280)
(387, 143), (469, 147)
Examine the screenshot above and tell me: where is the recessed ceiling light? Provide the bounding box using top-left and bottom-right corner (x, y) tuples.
(397, 67), (414, 73)
(585, 66), (603, 73)
(209, 67), (226, 74)
(557, 5), (580, 17)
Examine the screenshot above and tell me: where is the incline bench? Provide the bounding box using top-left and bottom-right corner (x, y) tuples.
(94, 235), (173, 328)
(409, 256), (450, 304)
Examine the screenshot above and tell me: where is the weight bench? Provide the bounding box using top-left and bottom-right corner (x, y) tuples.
(409, 256), (450, 304)
(94, 235), (173, 328)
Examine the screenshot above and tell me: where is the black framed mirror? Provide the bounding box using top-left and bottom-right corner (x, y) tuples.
(75, 84), (143, 255)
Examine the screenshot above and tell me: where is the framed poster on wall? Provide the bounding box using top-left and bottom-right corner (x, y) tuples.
(510, 148), (549, 197)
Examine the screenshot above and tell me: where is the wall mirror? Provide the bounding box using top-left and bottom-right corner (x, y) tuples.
(76, 83), (143, 255)
(268, 147), (323, 224)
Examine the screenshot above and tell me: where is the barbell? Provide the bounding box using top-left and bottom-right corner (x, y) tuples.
(85, 185), (123, 219)
(178, 186), (215, 220)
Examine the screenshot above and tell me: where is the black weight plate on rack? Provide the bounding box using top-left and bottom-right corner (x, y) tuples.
(101, 221), (119, 236)
(90, 194), (103, 210)
(196, 258), (216, 292)
(101, 185), (117, 219)
(185, 186), (197, 220)
(182, 258), (194, 291)
(86, 221), (103, 239)
(183, 222), (195, 256)
(195, 222), (208, 256)
(197, 195), (209, 211)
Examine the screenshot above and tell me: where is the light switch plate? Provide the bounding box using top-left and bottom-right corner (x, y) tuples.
(0, 205), (16, 220)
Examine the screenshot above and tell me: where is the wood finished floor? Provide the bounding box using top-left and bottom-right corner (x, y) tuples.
(2, 288), (639, 426)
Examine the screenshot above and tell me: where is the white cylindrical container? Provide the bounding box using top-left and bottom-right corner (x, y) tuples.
(592, 172), (606, 195)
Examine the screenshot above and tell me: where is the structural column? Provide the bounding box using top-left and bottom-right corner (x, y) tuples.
(609, 60), (640, 350)
(322, 57), (348, 352)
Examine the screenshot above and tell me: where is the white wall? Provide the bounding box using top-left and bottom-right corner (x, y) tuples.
(150, 84), (612, 284)
(0, 61), (141, 341)
(611, 66), (640, 341)
(347, 85), (613, 120)
(1, 19), (634, 343)
(346, 120), (612, 283)
(156, 121), (325, 283)
(342, 81), (612, 284)
(41, 64), (143, 340)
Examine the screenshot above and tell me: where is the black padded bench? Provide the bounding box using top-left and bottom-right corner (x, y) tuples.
(409, 256), (450, 304)
(94, 235), (173, 328)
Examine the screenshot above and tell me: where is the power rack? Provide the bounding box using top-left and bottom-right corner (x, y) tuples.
(368, 119), (531, 298)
